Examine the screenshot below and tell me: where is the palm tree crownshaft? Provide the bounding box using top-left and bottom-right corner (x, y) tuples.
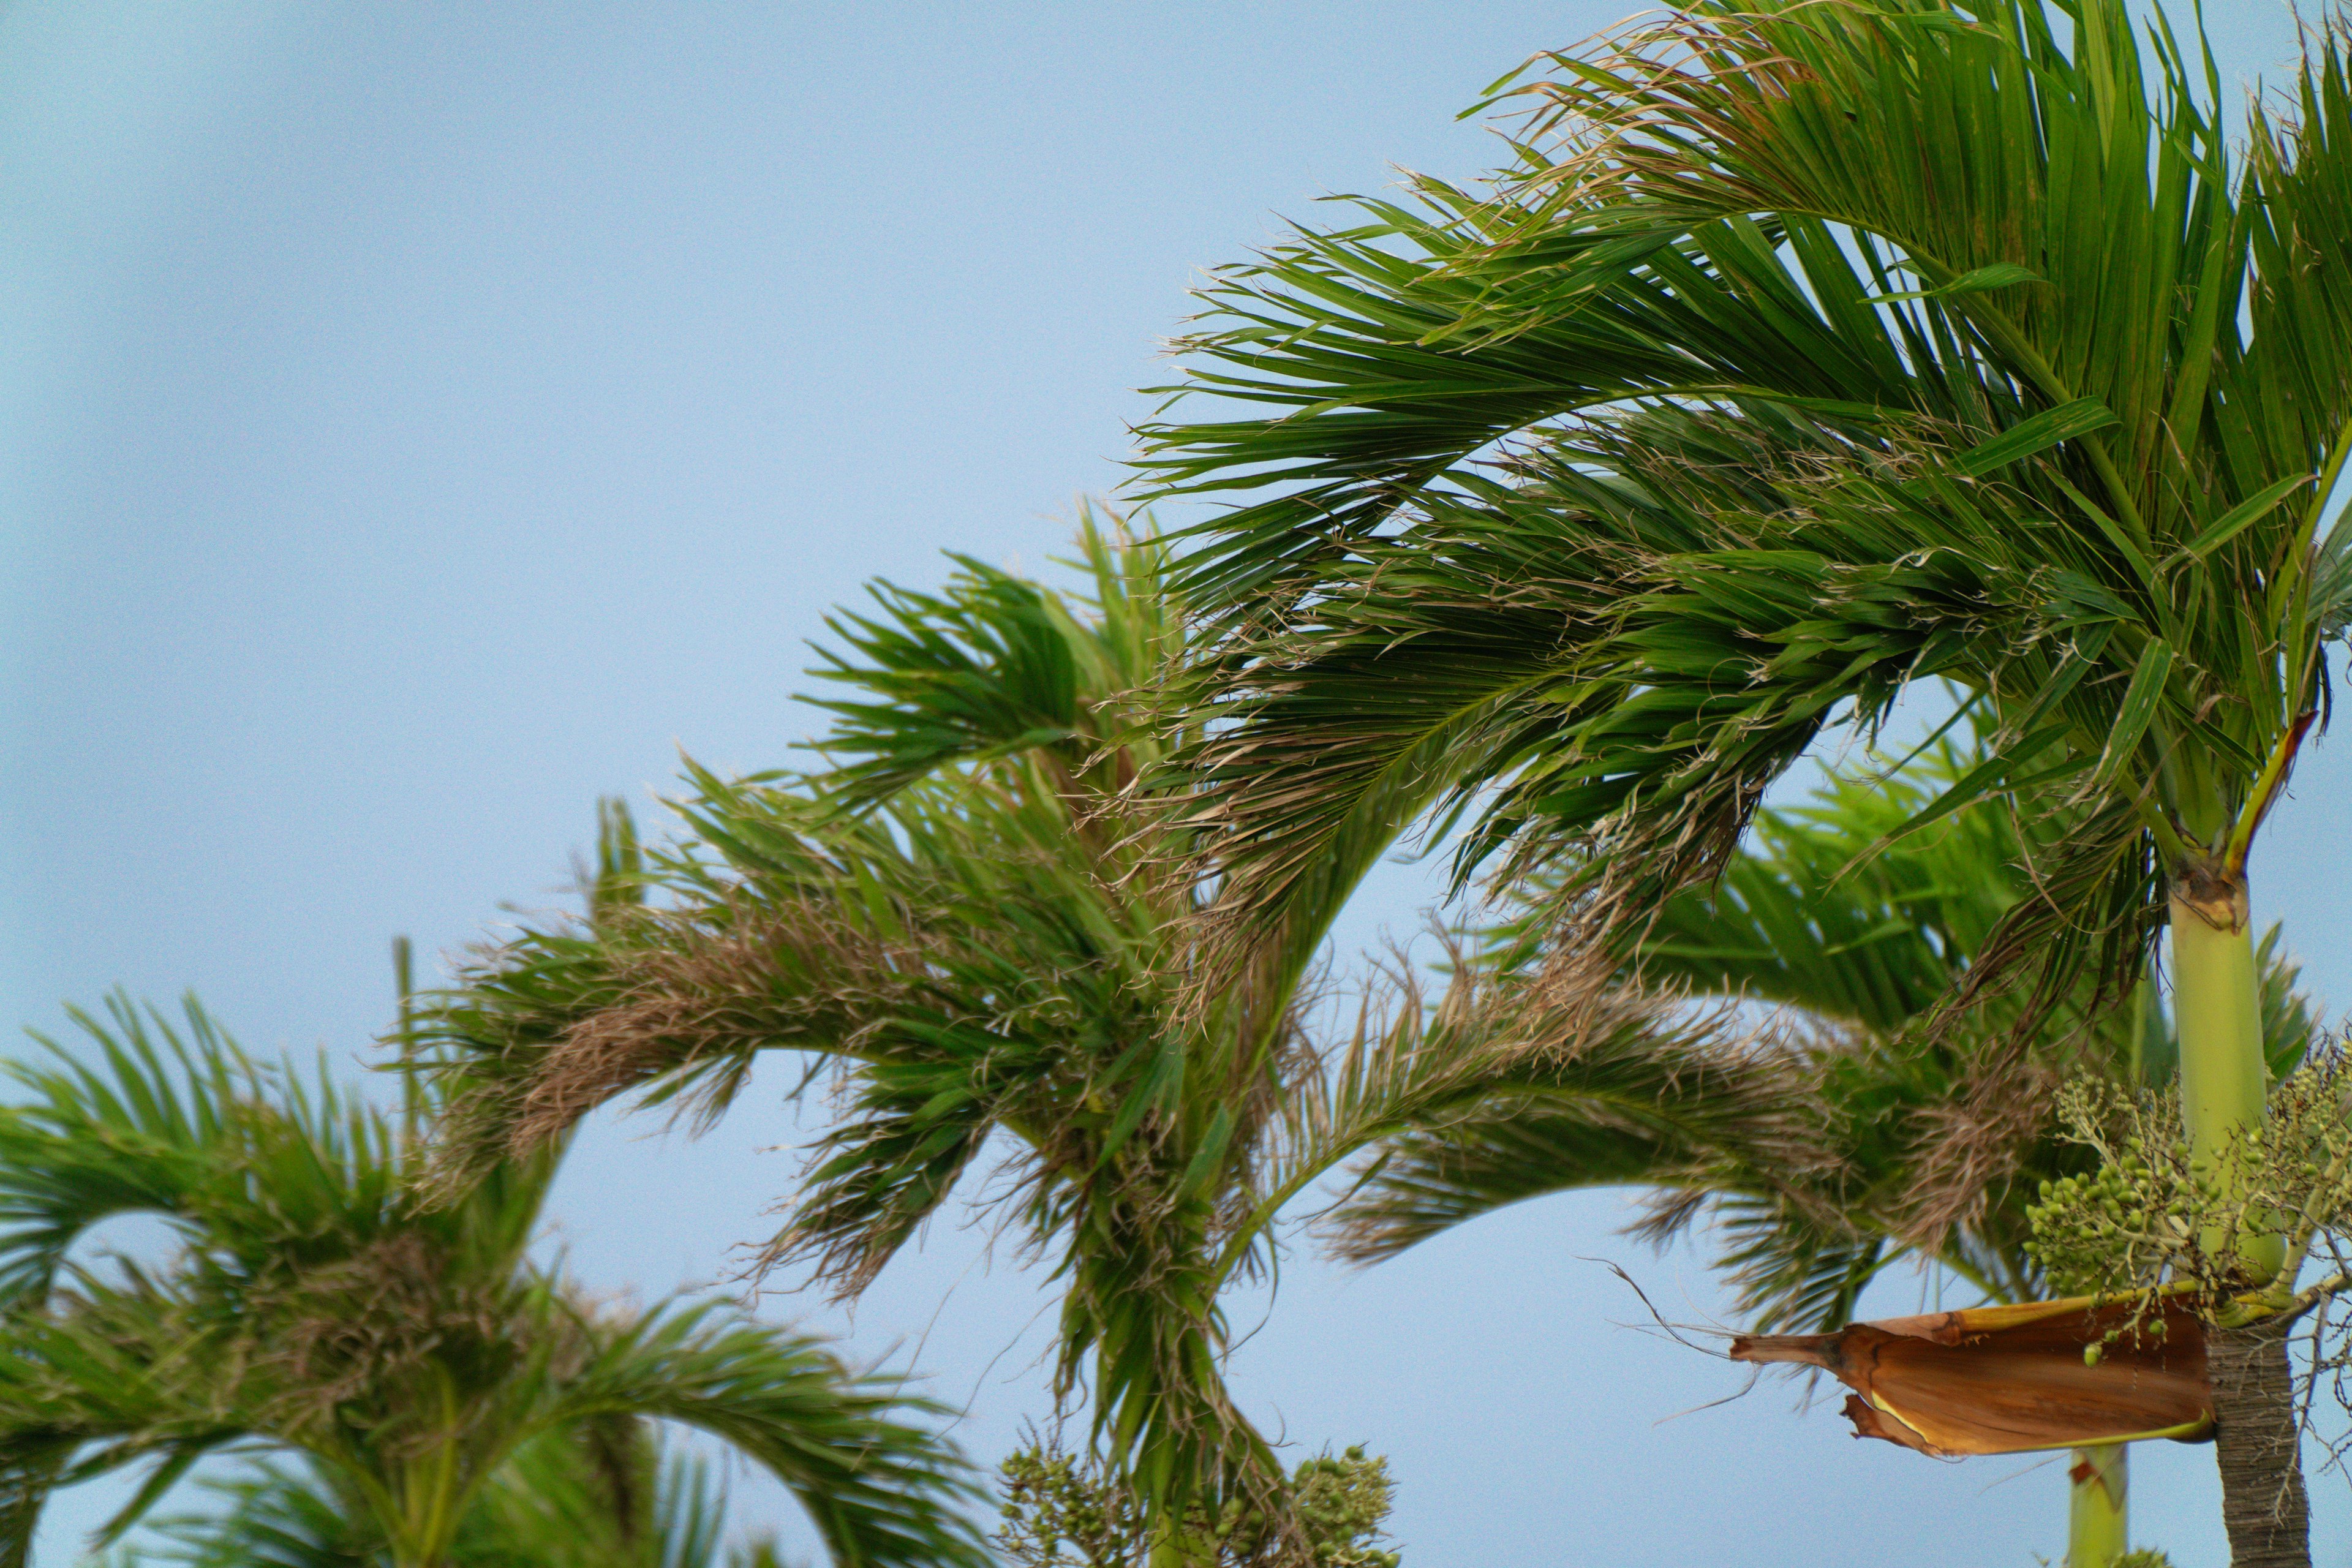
(2169, 875), (2283, 1283)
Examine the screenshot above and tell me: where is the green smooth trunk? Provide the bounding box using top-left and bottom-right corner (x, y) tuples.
(2169, 881), (2283, 1282)
(2068, 1444), (2127, 1568)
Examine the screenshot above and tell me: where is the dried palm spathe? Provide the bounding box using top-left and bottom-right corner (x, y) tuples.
(1730, 1297), (2210, 1458)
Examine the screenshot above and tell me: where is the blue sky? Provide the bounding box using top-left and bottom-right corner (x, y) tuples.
(5, 2), (2346, 1564)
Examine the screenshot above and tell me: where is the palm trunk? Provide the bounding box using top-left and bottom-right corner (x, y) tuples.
(2171, 873), (2305, 1567)
(2168, 879), (2280, 1280)
(2068, 1444), (2127, 1567)
(2208, 1318), (2310, 1568)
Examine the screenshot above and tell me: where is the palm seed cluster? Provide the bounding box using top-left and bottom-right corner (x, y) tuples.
(2028, 1052), (2352, 1305)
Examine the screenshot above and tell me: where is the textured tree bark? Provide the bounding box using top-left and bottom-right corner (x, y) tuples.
(2207, 1319), (2310, 1568)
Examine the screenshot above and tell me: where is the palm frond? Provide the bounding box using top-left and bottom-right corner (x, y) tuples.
(805, 503), (1178, 812)
(1695, 1196), (1890, 1336)
(1143, 0), (2352, 1038)
(549, 1302), (987, 1568)
(1317, 982), (1812, 1275)
(419, 516), (1433, 1543)
(1331, 736), (2325, 1332)
(137, 1433), (777, 1568)
(141, 1461), (379, 1568)
(0, 997), (256, 1306)
(0, 997), (982, 1568)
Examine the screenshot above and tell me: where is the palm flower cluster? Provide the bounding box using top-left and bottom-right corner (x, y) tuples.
(2027, 1054), (2352, 1311)
(2022, 1053), (2352, 1549)
(994, 1441), (1398, 1568)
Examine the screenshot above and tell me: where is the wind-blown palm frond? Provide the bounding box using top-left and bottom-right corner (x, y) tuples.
(1243, 926), (1813, 1292)
(423, 514), (1272, 1537)
(1332, 741), (2321, 1333)
(143, 1461), (380, 1568)
(0, 1000), (984, 1568)
(804, 524), (1178, 812)
(546, 1302), (979, 1568)
(423, 509), (1558, 1552)
(1309, 969), (1817, 1263)
(0, 998), (258, 1309)
(1140, 0), (2352, 1032)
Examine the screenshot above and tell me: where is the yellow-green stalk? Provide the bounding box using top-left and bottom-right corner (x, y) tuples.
(2169, 866), (2284, 1285)
(2068, 1444), (2128, 1568)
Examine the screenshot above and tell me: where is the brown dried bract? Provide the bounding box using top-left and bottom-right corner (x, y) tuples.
(1730, 1295), (2211, 1457)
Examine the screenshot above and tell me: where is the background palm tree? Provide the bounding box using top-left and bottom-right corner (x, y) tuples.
(0, 991), (986, 1568)
(130, 1431), (783, 1568)
(420, 513), (1802, 1566)
(1136, 2), (2352, 1559)
(1333, 739), (2313, 1564)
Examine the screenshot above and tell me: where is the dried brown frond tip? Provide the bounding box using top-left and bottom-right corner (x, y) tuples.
(1892, 1041), (2062, 1256)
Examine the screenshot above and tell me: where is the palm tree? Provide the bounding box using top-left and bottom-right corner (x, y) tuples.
(134, 1430), (785, 1568)
(1136, 2), (2352, 1559)
(1333, 739), (2313, 1565)
(0, 992), (987, 1568)
(418, 514), (1802, 1566)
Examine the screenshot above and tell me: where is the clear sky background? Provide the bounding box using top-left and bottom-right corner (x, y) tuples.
(5, 2), (2348, 1564)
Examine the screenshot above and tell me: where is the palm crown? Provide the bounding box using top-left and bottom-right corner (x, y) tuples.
(0, 997), (986, 1568)
(1139, 0), (2352, 1018)
(421, 513), (1817, 1560)
(426, 517), (1375, 1547)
